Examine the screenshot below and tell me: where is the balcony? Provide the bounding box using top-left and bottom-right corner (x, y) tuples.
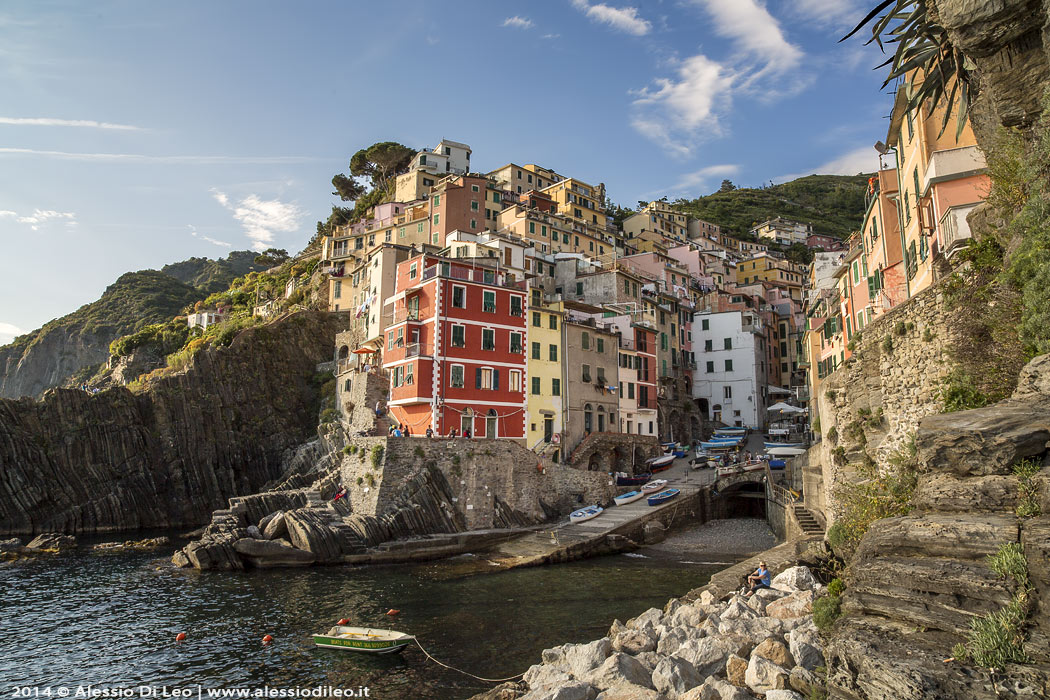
(405, 343), (430, 359)
(922, 146), (987, 193)
(392, 308), (421, 324)
(940, 203), (979, 259)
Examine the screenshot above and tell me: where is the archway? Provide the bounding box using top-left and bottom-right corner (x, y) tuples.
(584, 403), (593, 434)
(587, 452), (603, 471)
(337, 345), (350, 360)
(689, 414), (701, 442)
(486, 409), (498, 439)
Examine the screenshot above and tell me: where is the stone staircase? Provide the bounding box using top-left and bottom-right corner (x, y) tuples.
(793, 504), (824, 536)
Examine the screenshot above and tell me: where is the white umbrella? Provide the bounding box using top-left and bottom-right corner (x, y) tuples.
(767, 401), (796, 412)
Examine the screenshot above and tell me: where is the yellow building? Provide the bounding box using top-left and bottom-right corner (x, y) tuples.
(394, 170), (440, 203)
(497, 204), (613, 259)
(541, 177), (608, 230)
(526, 289), (565, 461)
(622, 201), (691, 249)
(735, 252), (806, 301)
(488, 163), (565, 196)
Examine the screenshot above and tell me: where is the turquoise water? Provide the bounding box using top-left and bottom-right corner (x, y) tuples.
(1, 544), (728, 699)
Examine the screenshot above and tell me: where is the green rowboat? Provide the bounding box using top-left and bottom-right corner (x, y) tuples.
(313, 625), (415, 654)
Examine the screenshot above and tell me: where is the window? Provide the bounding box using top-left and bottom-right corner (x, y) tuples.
(531, 341), (541, 359)
(333, 280), (342, 299)
(596, 367), (607, 384)
(725, 359), (733, 371)
(533, 311), (542, 327)
(582, 332), (590, 350)
(660, 333), (667, 351)
(529, 222), (535, 234)
(510, 296), (523, 317)
(433, 194), (440, 206)
(596, 338), (604, 353)
(433, 213), (440, 226)
(701, 319), (709, 331)
(706, 361), (714, 373)
(549, 315), (557, 330)
(549, 344), (558, 361)
(405, 363), (414, 385)
(476, 367), (498, 390)
(552, 378), (561, 396)
(470, 219), (477, 229)
(582, 364), (591, 382)
(627, 383), (635, 399)
(531, 377), (541, 395)
(509, 370), (521, 392)
(724, 338), (732, 350)
(575, 282), (583, 295)
(723, 385), (732, 399)
(409, 262), (417, 280)
(510, 332), (523, 354)
(452, 285), (466, 308)
(471, 200), (479, 211)
(417, 222), (425, 233)
(471, 184), (480, 192)
(704, 339), (713, 352)
(482, 328), (495, 351)
(451, 325), (466, 348)
(483, 290), (496, 313)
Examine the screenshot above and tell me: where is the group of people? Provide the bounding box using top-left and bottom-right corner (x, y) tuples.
(387, 424), (411, 437)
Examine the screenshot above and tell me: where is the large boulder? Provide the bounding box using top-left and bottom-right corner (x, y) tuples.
(0, 538), (23, 552)
(787, 625), (823, 671)
(584, 653), (654, 691)
(520, 682), (596, 700)
(765, 590), (815, 620)
(613, 629), (657, 655)
(262, 511), (289, 540)
(721, 597), (759, 621)
(763, 691), (804, 700)
(593, 684), (665, 700)
(725, 654), (748, 687)
(681, 677), (754, 700)
(652, 656), (703, 698)
(25, 533), (76, 551)
(544, 639), (612, 679)
(179, 538), (244, 570)
(284, 509), (344, 562)
(770, 566), (818, 593)
(674, 637), (735, 678)
(915, 402), (1050, 477)
(744, 655), (789, 695)
(232, 537), (316, 567)
(751, 638), (794, 669)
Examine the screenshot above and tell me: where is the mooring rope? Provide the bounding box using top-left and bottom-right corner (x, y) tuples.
(413, 638), (525, 683)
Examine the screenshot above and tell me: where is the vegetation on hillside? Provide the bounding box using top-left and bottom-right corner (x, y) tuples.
(160, 250), (268, 294)
(671, 174), (871, 239)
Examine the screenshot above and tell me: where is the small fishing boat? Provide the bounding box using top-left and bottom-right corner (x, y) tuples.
(647, 454), (676, 471)
(708, 435), (742, 442)
(701, 440), (740, 449)
(615, 471), (652, 486)
(614, 490), (646, 506)
(313, 625), (415, 654)
(714, 427), (747, 435)
(570, 505), (603, 523)
(672, 448), (688, 458)
(768, 459), (787, 469)
(647, 488), (680, 506)
(763, 441), (803, 449)
(641, 479), (668, 493)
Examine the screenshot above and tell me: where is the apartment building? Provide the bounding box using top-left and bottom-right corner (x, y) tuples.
(693, 310), (770, 428)
(488, 163), (564, 196)
(559, 301), (620, 455)
(751, 217), (814, 246)
(525, 297), (565, 460)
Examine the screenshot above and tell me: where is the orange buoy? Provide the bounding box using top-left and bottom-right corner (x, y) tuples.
(386, 609), (400, 616)
(262, 634), (273, 644)
(175, 632), (187, 642)
(338, 618), (350, 625)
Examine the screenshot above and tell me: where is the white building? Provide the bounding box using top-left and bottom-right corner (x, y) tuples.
(411, 139), (472, 177)
(692, 310), (769, 428)
(187, 309), (228, 330)
(750, 217), (813, 246)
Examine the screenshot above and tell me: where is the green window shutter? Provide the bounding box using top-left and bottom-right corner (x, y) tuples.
(532, 377), (540, 394)
(475, 368), (482, 389)
(492, 369), (500, 391)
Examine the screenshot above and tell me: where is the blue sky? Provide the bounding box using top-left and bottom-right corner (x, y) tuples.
(0, 0), (894, 341)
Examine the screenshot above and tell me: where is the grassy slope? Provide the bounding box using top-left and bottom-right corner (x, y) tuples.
(672, 174), (872, 239)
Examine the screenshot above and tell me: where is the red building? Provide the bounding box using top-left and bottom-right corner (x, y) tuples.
(383, 253), (528, 440)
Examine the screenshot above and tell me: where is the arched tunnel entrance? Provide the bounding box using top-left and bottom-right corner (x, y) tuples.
(712, 481), (766, 519)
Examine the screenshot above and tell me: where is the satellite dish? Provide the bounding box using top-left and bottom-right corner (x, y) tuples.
(874, 141), (890, 155)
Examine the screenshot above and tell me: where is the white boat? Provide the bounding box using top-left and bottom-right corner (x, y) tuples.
(641, 479), (668, 493)
(313, 625), (415, 654)
(570, 505), (603, 523)
(614, 490), (646, 506)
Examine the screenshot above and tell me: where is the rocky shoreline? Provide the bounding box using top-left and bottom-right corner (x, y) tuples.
(472, 562), (828, 700)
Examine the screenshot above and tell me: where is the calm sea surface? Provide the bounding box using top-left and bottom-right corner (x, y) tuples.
(1, 540), (732, 699)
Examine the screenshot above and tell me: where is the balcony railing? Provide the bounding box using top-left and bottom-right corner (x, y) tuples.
(940, 203), (979, 259)
(405, 343), (429, 359)
(392, 309), (421, 324)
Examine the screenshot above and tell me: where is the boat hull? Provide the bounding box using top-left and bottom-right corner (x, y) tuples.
(763, 442), (803, 449)
(647, 489), (680, 506)
(641, 479), (668, 493)
(614, 490), (645, 506)
(616, 472), (652, 486)
(570, 506), (603, 523)
(313, 626), (415, 654)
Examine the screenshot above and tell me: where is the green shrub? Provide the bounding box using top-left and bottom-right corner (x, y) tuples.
(414, 446), (425, 458)
(905, 321), (915, 332)
(370, 445), (384, 470)
(827, 578), (845, 597)
(366, 472), (375, 487)
(941, 368), (990, 413)
(356, 476), (363, 485)
(350, 444), (358, 455)
(894, 321), (907, 336)
(342, 446), (351, 455)
(812, 416), (821, 433)
(825, 389), (836, 401)
(1014, 459), (1042, 518)
(826, 426), (838, 443)
(958, 542), (1033, 668)
(881, 335), (893, 353)
(813, 594), (842, 632)
(319, 408), (338, 424)
(988, 542), (1028, 582)
(922, 327), (934, 342)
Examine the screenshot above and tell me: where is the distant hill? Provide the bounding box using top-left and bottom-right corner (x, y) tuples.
(0, 250), (266, 399)
(672, 174), (872, 239)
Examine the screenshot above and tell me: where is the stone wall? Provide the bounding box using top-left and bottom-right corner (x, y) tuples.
(816, 286), (959, 523)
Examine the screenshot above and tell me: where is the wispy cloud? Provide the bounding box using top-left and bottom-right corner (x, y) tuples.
(0, 116), (144, 130)
(211, 189), (304, 251)
(188, 225), (232, 248)
(0, 147), (323, 164)
(542, 33), (561, 40)
(502, 16), (534, 29)
(0, 321), (25, 345)
(775, 144), (879, 182)
(572, 0), (651, 36)
(0, 207), (76, 231)
(671, 164), (741, 193)
(792, 0), (862, 28)
(631, 0), (807, 156)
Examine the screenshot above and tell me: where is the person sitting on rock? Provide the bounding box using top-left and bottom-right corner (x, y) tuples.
(425, 426), (434, 439)
(745, 561), (771, 597)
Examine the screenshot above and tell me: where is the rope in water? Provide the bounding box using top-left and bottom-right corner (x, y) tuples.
(413, 638), (525, 683)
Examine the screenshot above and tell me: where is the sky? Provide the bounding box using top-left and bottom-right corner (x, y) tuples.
(0, 0), (897, 343)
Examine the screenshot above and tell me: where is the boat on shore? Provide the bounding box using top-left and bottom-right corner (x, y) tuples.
(716, 461), (766, 479)
(647, 489), (680, 506)
(313, 625), (415, 654)
(615, 471), (652, 486)
(641, 479), (668, 493)
(701, 440), (740, 449)
(614, 490), (646, 506)
(570, 505), (603, 523)
(647, 454), (675, 471)
(763, 441), (803, 449)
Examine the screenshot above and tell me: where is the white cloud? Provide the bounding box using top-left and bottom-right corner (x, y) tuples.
(792, 0), (862, 28)
(0, 207), (76, 231)
(572, 0), (651, 36)
(188, 225), (232, 248)
(0, 147), (322, 164)
(212, 189), (304, 251)
(671, 164), (740, 192)
(775, 144), (879, 182)
(0, 321), (25, 345)
(542, 33), (561, 39)
(0, 116), (143, 130)
(502, 16), (534, 29)
(692, 0), (802, 78)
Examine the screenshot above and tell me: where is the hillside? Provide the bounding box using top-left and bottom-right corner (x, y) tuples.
(161, 250), (266, 294)
(673, 174), (872, 239)
(0, 250), (265, 399)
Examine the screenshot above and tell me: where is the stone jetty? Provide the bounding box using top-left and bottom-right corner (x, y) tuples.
(474, 564), (828, 700)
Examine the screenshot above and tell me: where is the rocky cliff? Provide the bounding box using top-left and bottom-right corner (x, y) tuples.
(0, 311), (344, 535)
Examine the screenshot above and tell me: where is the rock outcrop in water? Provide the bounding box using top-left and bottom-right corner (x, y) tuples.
(0, 311), (344, 535)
